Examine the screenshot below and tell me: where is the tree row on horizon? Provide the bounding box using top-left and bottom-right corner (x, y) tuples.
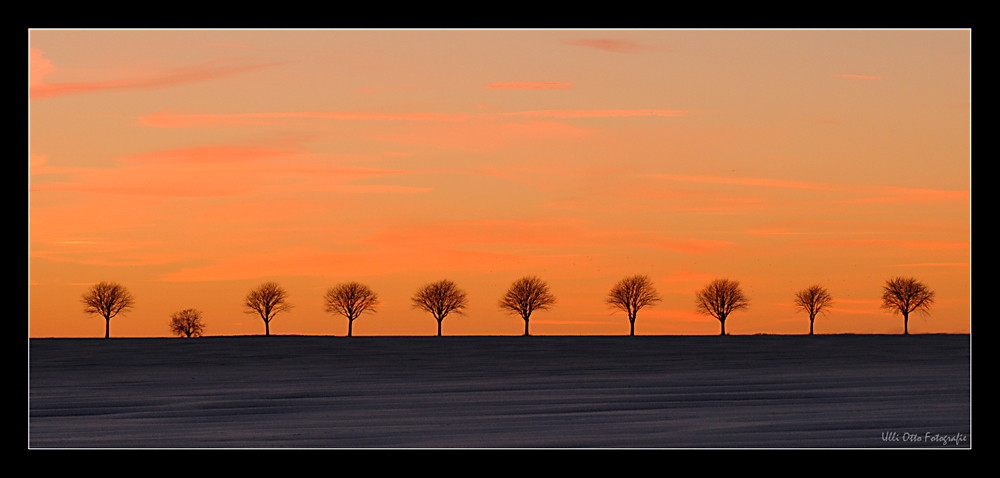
(79, 275), (936, 339)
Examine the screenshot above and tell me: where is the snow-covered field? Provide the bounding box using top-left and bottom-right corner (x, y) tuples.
(29, 335), (971, 448)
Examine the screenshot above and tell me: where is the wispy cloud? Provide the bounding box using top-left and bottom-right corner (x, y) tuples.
(30, 144), (430, 198)
(355, 86), (421, 94)
(119, 145), (301, 164)
(841, 187), (969, 204)
(633, 238), (733, 254)
(834, 298), (883, 305)
(485, 81), (573, 90)
(656, 174), (969, 204)
(835, 74), (883, 80)
(510, 109), (692, 119)
(567, 38), (648, 53)
(805, 239), (969, 250)
(894, 262), (970, 267)
(797, 117), (840, 125)
(655, 174), (844, 192)
(30, 59), (280, 100)
(210, 43), (260, 50)
(660, 270), (717, 284)
(140, 108), (692, 128)
(29, 48), (55, 88)
(139, 110), (472, 128)
(371, 119), (595, 152)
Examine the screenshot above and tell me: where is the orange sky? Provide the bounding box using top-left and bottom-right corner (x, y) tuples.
(29, 29), (971, 338)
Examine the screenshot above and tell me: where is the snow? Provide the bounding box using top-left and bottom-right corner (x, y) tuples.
(29, 335), (971, 448)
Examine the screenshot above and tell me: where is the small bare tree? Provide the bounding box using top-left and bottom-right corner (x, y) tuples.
(794, 285), (833, 335)
(411, 279), (468, 336)
(881, 277), (934, 335)
(325, 282), (379, 337)
(499, 275), (556, 336)
(81, 281), (135, 338)
(244, 282), (292, 336)
(606, 274), (661, 336)
(170, 309), (206, 338)
(695, 278), (749, 336)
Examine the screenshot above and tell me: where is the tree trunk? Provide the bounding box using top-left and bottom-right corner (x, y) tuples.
(348, 318), (353, 337)
(720, 317), (726, 336)
(437, 318), (442, 337)
(630, 316), (635, 336)
(903, 312), (909, 335)
(810, 315), (815, 335)
(105, 316), (110, 339)
(524, 318), (530, 336)
(265, 320), (270, 336)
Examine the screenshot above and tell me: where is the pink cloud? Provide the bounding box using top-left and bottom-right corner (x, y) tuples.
(568, 38), (648, 53)
(484, 81), (573, 90)
(30, 59), (280, 100)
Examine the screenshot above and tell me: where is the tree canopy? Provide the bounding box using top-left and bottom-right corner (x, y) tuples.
(695, 279), (749, 336)
(499, 275), (556, 336)
(325, 282), (379, 337)
(881, 277), (934, 335)
(244, 282), (292, 336)
(170, 309), (206, 338)
(606, 275), (661, 336)
(794, 285), (833, 335)
(411, 279), (468, 336)
(81, 281), (135, 338)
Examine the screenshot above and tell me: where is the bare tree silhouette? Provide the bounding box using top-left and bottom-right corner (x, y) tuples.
(325, 282), (379, 337)
(170, 309), (206, 338)
(695, 278), (749, 336)
(411, 279), (468, 336)
(881, 276), (934, 335)
(81, 281), (135, 338)
(244, 282), (292, 336)
(606, 274), (661, 336)
(794, 285), (833, 335)
(499, 275), (556, 336)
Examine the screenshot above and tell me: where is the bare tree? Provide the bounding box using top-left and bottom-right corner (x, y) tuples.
(881, 277), (934, 335)
(695, 278), (750, 336)
(411, 279), (468, 336)
(606, 274), (661, 336)
(325, 282), (379, 337)
(170, 309), (206, 338)
(81, 281), (135, 338)
(244, 282), (292, 336)
(498, 275), (556, 336)
(794, 285), (833, 335)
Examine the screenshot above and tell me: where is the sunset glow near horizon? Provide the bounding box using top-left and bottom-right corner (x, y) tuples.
(29, 29), (971, 338)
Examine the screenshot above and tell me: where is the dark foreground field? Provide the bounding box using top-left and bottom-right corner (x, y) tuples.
(29, 335), (971, 448)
